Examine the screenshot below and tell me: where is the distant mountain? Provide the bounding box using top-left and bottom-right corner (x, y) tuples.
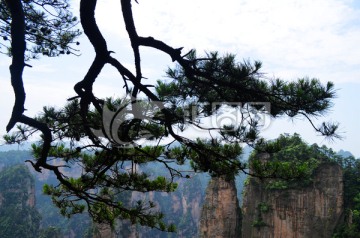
(6, 145), (358, 237)
(337, 149), (354, 158)
(0, 149), (247, 237)
(0, 150), (92, 237)
(0, 164), (41, 238)
(0, 142), (32, 152)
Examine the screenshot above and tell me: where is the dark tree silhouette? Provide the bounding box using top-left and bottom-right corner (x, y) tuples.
(2, 0), (339, 231)
(0, 0), (80, 58)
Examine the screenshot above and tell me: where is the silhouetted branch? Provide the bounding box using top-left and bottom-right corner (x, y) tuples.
(5, 0), (26, 132)
(5, 0), (53, 172)
(121, 0), (142, 97)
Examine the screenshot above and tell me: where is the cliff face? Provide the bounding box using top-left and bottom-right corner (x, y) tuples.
(242, 163), (343, 238)
(0, 165), (41, 237)
(199, 176), (241, 238)
(114, 173), (207, 238)
(93, 223), (116, 238)
(0, 164), (36, 208)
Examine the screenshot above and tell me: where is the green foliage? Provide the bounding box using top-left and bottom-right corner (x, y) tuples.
(186, 139), (243, 179)
(158, 51), (338, 140)
(243, 177), (250, 186)
(332, 155), (360, 237)
(116, 170), (211, 237)
(265, 180), (289, 190)
(0, 151), (92, 237)
(249, 134), (328, 189)
(258, 202), (271, 213)
(2, 0), (339, 231)
(0, 0), (81, 59)
(37, 135), (180, 230)
(252, 201), (271, 229)
(4, 54), (338, 230)
(39, 226), (62, 238)
(252, 218), (267, 228)
(333, 155), (360, 209)
(0, 150), (32, 165)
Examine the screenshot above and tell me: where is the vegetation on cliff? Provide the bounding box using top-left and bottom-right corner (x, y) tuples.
(0, 151), (95, 237)
(242, 134), (345, 237)
(0, 150), (237, 237)
(1, 141), (360, 237)
(249, 133), (333, 189)
(332, 154), (360, 237)
(0, 165), (41, 238)
(245, 133), (360, 237)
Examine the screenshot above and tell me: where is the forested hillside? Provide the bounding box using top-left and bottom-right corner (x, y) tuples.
(0, 150), (246, 237)
(0, 150), (92, 237)
(0, 144), (359, 237)
(0, 164), (40, 238)
(240, 134), (360, 238)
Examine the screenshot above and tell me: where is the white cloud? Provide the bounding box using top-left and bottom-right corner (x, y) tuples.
(95, 0), (360, 83)
(1, 0), (360, 155)
(94, 0), (358, 156)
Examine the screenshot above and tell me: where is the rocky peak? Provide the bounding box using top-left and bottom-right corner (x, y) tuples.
(241, 162), (344, 238)
(93, 223), (116, 238)
(199, 176), (241, 238)
(0, 164), (36, 208)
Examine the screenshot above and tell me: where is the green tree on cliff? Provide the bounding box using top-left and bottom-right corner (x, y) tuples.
(248, 133), (336, 189)
(0, 165), (41, 238)
(248, 135), (360, 237)
(2, 0), (339, 231)
(333, 155), (360, 238)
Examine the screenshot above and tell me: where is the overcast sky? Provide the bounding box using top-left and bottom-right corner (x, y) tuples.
(1, 0), (359, 156)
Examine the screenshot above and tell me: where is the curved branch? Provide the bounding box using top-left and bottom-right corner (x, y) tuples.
(76, 0), (108, 99)
(19, 115), (52, 172)
(75, 0), (110, 145)
(4, 0), (54, 173)
(121, 0), (142, 97)
(5, 0), (26, 132)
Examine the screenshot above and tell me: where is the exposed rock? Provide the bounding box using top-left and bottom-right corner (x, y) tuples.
(241, 163), (344, 238)
(114, 175), (206, 237)
(93, 223), (116, 238)
(0, 165), (41, 237)
(199, 176), (241, 238)
(0, 164), (36, 208)
(27, 180), (36, 207)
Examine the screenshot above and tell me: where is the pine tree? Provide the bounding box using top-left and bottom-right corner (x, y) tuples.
(2, 0), (339, 231)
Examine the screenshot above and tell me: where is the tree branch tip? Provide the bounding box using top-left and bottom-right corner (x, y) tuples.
(6, 121), (16, 133)
(25, 160), (42, 172)
(67, 95), (81, 101)
(182, 50), (193, 58)
(24, 63), (32, 68)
